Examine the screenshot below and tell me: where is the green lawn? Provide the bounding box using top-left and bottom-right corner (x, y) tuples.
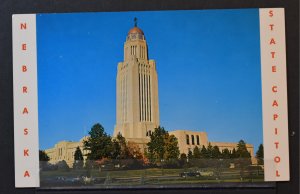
(41, 167), (264, 187)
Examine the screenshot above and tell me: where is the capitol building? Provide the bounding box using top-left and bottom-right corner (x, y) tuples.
(45, 20), (255, 167)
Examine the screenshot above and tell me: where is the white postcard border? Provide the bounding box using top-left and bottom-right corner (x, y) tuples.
(259, 8), (290, 181)
(11, 9), (290, 187)
(13, 14), (40, 187)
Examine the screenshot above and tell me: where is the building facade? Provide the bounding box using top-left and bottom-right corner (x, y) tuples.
(170, 130), (256, 164)
(113, 20), (159, 147)
(45, 137), (88, 167)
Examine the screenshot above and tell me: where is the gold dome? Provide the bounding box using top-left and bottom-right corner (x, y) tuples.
(128, 27), (144, 35)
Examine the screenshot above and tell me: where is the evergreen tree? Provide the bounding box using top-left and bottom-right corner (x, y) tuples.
(256, 144), (264, 165)
(180, 153), (187, 160)
(235, 140), (252, 178)
(147, 126), (167, 163)
(193, 146), (201, 159)
(206, 143), (213, 158)
(164, 134), (180, 160)
(116, 132), (129, 159)
(83, 123), (113, 161)
(111, 139), (121, 159)
(39, 150), (50, 161)
(231, 148), (237, 158)
(236, 140), (251, 158)
(212, 146), (221, 158)
(73, 146), (84, 169)
(200, 145), (208, 158)
(187, 150), (193, 159)
(179, 153), (188, 167)
(147, 126), (180, 165)
(221, 148), (231, 159)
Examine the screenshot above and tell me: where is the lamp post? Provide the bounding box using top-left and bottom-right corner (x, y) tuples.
(161, 159), (164, 176)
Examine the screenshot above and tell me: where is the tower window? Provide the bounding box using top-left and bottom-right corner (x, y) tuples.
(191, 135), (195, 145)
(196, 135), (200, 145)
(186, 135), (190, 145)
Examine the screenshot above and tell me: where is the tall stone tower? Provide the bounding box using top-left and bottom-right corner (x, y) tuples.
(113, 18), (159, 145)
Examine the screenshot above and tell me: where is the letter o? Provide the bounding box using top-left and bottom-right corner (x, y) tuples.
(274, 156), (281, 163)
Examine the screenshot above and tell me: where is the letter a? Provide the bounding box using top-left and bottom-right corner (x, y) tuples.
(23, 107), (28, 114)
(24, 170), (30, 177)
(270, 38), (276, 45)
(272, 100), (278, 107)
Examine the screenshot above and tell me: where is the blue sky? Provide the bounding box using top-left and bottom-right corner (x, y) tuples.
(37, 9), (262, 152)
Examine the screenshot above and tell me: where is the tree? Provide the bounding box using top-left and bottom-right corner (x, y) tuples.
(73, 146), (84, 169)
(231, 148), (237, 158)
(221, 148), (231, 159)
(122, 141), (144, 169)
(39, 150), (50, 161)
(236, 140), (251, 158)
(206, 143), (213, 158)
(147, 126), (180, 165)
(147, 126), (167, 163)
(83, 123), (113, 161)
(179, 153), (188, 167)
(235, 140), (251, 178)
(212, 146), (221, 158)
(256, 144), (264, 165)
(200, 145), (208, 158)
(111, 139), (121, 160)
(127, 141), (143, 159)
(164, 134), (180, 160)
(116, 132), (129, 159)
(187, 150), (193, 159)
(193, 146), (201, 159)
(57, 160), (70, 171)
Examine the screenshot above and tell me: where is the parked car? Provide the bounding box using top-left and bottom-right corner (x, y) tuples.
(179, 171), (201, 178)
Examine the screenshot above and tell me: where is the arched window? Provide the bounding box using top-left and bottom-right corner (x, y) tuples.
(191, 135), (195, 145)
(196, 135), (200, 145)
(186, 135), (190, 145)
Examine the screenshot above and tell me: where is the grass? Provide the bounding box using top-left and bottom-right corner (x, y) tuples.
(41, 167), (264, 187)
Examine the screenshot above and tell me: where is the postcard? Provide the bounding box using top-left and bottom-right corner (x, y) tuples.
(12, 8), (289, 188)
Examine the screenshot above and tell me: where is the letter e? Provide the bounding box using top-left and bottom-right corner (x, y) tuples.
(22, 44), (27, 51)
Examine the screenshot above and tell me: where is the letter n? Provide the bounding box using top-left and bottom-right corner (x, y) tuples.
(20, 23), (27, 30)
